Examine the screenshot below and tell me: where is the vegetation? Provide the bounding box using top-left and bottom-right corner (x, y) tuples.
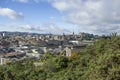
(0, 33), (120, 80)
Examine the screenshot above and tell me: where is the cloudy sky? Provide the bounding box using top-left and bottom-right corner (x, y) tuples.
(0, 0), (120, 35)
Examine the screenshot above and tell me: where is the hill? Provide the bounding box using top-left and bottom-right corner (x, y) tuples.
(0, 33), (120, 80)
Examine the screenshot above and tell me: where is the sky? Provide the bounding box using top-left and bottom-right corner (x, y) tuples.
(0, 0), (120, 35)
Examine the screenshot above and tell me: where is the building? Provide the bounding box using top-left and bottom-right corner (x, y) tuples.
(4, 52), (26, 58)
(34, 62), (43, 67)
(0, 58), (6, 65)
(66, 47), (72, 57)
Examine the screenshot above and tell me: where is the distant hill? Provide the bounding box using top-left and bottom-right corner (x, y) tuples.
(0, 31), (53, 36)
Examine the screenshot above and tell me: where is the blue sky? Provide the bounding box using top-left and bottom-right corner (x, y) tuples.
(0, 0), (73, 34)
(0, 0), (120, 35)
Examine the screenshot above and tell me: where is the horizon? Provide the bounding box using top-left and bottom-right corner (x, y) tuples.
(0, 30), (96, 36)
(0, 0), (120, 35)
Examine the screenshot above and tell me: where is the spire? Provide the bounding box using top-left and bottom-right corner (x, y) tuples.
(73, 31), (74, 35)
(73, 27), (75, 35)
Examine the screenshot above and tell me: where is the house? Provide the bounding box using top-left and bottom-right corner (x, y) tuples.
(4, 52), (26, 58)
(66, 47), (72, 57)
(34, 62), (43, 67)
(31, 53), (41, 59)
(0, 58), (6, 65)
(39, 47), (47, 53)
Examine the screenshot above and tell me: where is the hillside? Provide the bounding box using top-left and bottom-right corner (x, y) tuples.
(0, 33), (120, 80)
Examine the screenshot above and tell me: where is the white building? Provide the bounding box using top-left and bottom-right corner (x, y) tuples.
(0, 58), (6, 65)
(66, 47), (72, 57)
(34, 62), (43, 67)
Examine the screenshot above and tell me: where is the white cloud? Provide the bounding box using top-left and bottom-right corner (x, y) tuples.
(14, 24), (42, 31)
(12, 0), (47, 3)
(49, 0), (120, 35)
(0, 23), (6, 27)
(9, 23), (70, 34)
(18, 0), (28, 3)
(52, 1), (70, 12)
(42, 23), (71, 34)
(0, 8), (23, 19)
(12, 0), (29, 3)
(49, 16), (55, 20)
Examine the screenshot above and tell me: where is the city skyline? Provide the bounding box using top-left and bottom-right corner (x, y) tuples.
(0, 0), (120, 35)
